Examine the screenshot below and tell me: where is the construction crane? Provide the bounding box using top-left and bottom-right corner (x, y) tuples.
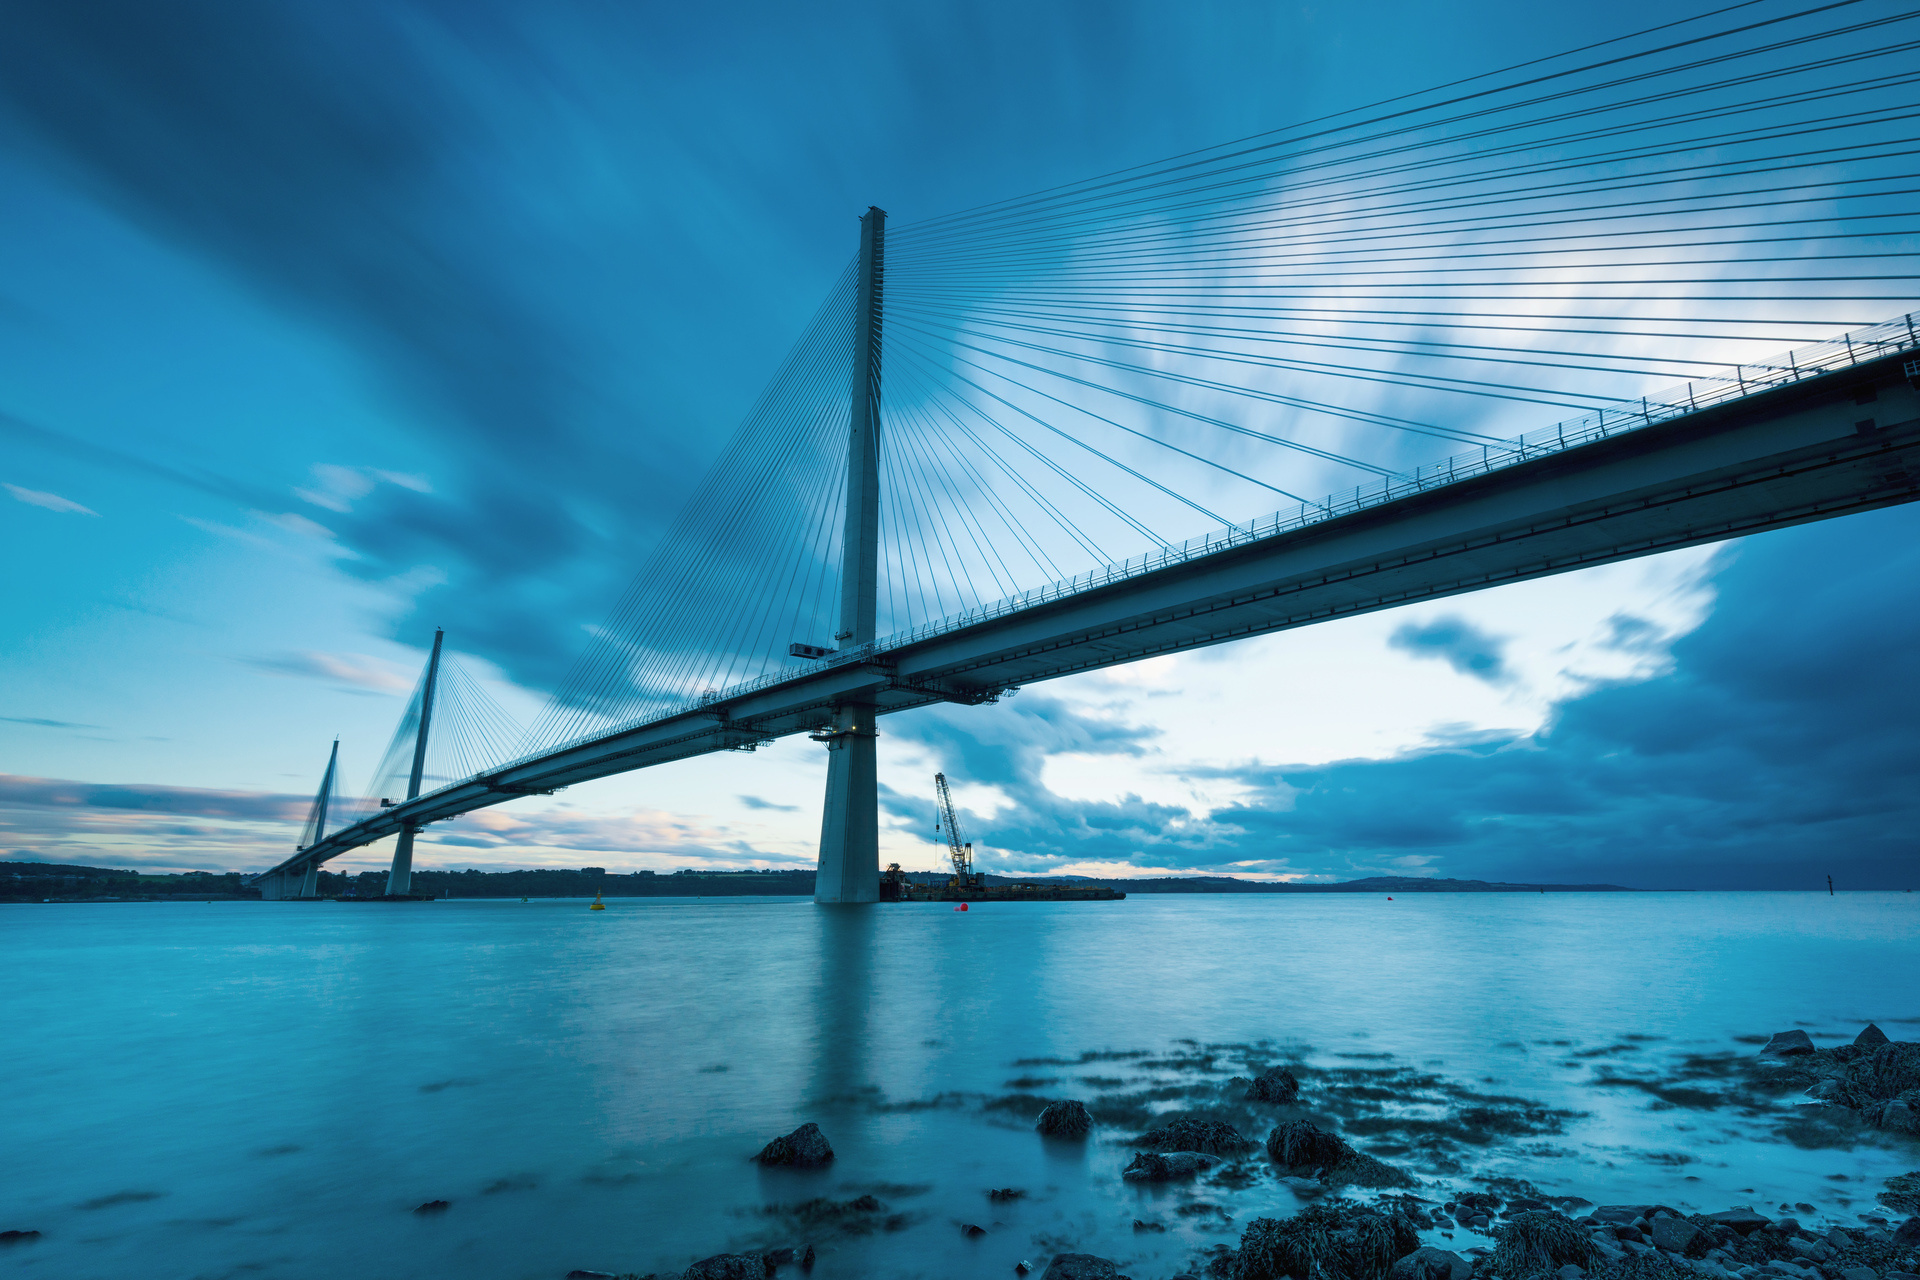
(933, 772), (983, 890)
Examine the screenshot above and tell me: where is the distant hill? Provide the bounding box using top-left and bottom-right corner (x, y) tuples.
(1105, 874), (1637, 893)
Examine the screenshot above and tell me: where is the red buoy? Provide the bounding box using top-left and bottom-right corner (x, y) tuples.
(956, 902), (969, 911)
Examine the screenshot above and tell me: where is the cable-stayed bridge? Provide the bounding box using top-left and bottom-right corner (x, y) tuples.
(254, 1), (1920, 901)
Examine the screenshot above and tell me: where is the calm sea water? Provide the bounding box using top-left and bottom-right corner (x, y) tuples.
(3, 893), (1915, 1280)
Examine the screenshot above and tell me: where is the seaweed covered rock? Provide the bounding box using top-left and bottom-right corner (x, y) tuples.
(1880, 1174), (1920, 1216)
(1265, 1121), (1413, 1189)
(1136, 1116), (1255, 1155)
(754, 1122), (834, 1167)
(1268, 1120), (1352, 1172)
(1247, 1066), (1302, 1104)
(683, 1255), (771, 1280)
(1388, 1248), (1472, 1280)
(1042, 1255), (1120, 1280)
(1123, 1151), (1219, 1182)
(1037, 1099), (1093, 1139)
(1491, 1210), (1599, 1280)
(1230, 1201), (1422, 1280)
(1859, 1024), (1893, 1049)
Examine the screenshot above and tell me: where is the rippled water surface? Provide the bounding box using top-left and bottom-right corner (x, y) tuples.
(3, 892), (1916, 1279)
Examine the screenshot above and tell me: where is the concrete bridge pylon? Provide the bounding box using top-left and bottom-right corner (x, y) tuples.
(815, 206), (886, 905)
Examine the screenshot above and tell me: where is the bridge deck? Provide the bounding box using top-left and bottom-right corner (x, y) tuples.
(268, 344), (1918, 875)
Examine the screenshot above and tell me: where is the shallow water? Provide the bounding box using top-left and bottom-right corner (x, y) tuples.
(2, 892), (1915, 1279)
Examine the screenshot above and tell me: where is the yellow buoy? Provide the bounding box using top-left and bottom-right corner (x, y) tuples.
(589, 891), (605, 911)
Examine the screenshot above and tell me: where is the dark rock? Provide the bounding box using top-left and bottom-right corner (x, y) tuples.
(1594, 1205), (1684, 1224)
(763, 1248), (796, 1265)
(755, 1122), (834, 1167)
(1135, 1116), (1253, 1155)
(0, 1231), (41, 1244)
(1036, 1100), (1092, 1139)
(989, 1188), (1026, 1202)
(1133, 1219), (1166, 1232)
(566, 1272), (618, 1279)
(963, 1224), (987, 1237)
(1874, 1098), (1920, 1135)
(1879, 1174), (1920, 1216)
(1267, 1119), (1350, 1172)
(1390, 1246), (1474, 1280)
(1892, 1217), (1920, 1246)
(1650, 1218), (1706, 1256)
(1042, 1255), (1118, 1280)
(413, 1200), (450, 1214)
(1470, 1215), (1491, 1230)
(1858, 1025), (1893, 1048)
(1707, 1208), (1772, 1236)
(1762, 1031), (1818, 1057)
(684, 1255), (770, 1280)
(1122, 1151), (1218, 1182)
(1269, 1118), (1414, 1188)
(1246, 1066), (1302, 1104)
(801, 1244), (815, 1269)
(1015, 1264), (1031, 1277)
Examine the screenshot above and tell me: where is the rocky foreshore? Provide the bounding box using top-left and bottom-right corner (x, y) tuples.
(527, 1023), (1920, 1280)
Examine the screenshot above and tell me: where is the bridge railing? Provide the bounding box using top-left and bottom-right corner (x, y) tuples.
(390, 312), (1920, 809)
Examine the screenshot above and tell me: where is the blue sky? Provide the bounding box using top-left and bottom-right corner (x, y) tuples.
(2, 0), (1914, 886)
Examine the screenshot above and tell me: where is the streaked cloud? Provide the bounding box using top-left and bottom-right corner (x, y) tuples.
(243, 650), (412, 693)
(5, 481), (97, 515)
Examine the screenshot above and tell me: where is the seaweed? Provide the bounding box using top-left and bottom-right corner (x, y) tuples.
(1490, 1210), (1599, 1280)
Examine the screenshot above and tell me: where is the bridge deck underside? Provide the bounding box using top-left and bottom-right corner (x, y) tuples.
(274, 350), (1918, 873)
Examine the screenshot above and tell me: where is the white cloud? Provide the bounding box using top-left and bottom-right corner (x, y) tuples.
(5, 482), (97, 516)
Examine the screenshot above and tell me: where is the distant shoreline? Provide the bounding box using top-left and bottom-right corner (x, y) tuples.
(4, 859), (1644, 902)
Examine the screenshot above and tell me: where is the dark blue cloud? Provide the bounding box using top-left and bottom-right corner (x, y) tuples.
(0, 773), (305, 821)
(1389, 615), (1512, 684)
(738, 795), (799, 812)
(887, 503), (1920, 889)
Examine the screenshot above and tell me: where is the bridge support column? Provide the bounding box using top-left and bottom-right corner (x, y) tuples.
(816, 206), (886, 906)
(816, 703), (878, 903)
(386, 627), (443, 898)
(298, 858), (320, 898)
(387, 826), (418, 896)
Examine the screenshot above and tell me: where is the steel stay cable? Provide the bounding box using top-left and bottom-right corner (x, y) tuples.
(914, 333), (1321, 500)
(888, 297), (1875, 377)
(890, 138), (1920, 273)
(893, 333), (1235, 529)
(894, 0), (1788, 239)
(893, 398), (1021, 599)
(892, 214), (1920, 278)
(895, 313), (1617, 412)
(892, 2), (1900, 250)
(893, 61), (1920, 262)
(890, 341), (1152, 553)
(900, 297), (1885, 371)
(896, 316), (1404, 474)
(891, 155), (1920, 283)
(888, 357), (1091, 574)
(892, 0), (1868, 244)
(889, 185), (1920, 282)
